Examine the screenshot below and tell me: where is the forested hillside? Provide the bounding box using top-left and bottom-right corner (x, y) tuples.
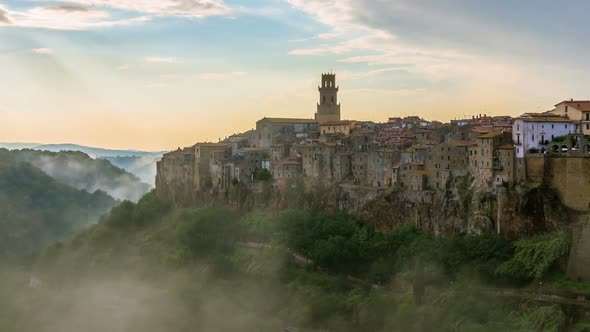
(8, 149), (151, 201)
(1, 192), (584, 332)
(0, 150), (117, 264)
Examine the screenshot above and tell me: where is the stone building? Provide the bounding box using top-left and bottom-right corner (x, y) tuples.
(367, 149), (395, 188)
(469, 132), (512, 185)
(255, 117), (317, 149)
(351, 152), (368, 184)
(332, 152), (352, 182)
(194, 143), (232, 191)
(425, 140), (471, 190)
(290, 143), (337, 180)
(271, 159), (302, 179)
(397, 162), (427, 191)
(315, 73), (341, 123)
(156, 146), (195, 206)
(493, 144), (516, 185)
(319, 120), (355, 136)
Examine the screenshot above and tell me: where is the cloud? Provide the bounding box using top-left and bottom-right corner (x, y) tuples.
(285, 0), (492, 83)
(117, 64), (129, 71)
(0, 0), (232, 31)
(160, 74), (177, 79)
(199, 71), (247, 80)
(55, 0), (231, 18)
(1, 5), (150, 30)
(145, 57), (179, 63)
(32, 48), (54, 55)
(0, 7), (13, 24)
(43, 5), (90, 13)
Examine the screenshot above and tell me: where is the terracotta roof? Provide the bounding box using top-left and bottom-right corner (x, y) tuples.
(555, 100), (590, 112)
(320, 120), (352, 126)
(519, 113), (572, 123)
(497, 144), (515, 149)
(472, 127), (493, 133)
(197, 143), (232, 148)
(259, 117), (317, 124)
(479, 132), (504, 139)
(274, 160), (302, 166)
(447, 140), (473, 147)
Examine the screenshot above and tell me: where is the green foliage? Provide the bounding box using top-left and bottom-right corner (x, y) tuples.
(276, 210), (513, 283)
(103, 191), (171, 228)
(0, 151), (117, 264)
(239, 211), (277, 242)
(516, 305), (565, 332)
(8, 191), (578, 332)
(8, 149), (150, 201)
(177, 207), (241, 259)
(255, 168), (272, 181)
(552, 135), (566, 142)
(496, 231), (569, 279)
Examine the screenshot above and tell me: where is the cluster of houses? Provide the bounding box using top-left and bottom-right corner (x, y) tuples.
(156, 73), (590, 204)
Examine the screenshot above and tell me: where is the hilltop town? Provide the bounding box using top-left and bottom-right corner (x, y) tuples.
(156, 73), (590, 239)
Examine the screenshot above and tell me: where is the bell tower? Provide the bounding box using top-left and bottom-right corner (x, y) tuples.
(315, 73), (341, 123)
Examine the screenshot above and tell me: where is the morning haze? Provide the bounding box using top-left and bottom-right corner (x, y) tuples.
(2, 1), (590, 332)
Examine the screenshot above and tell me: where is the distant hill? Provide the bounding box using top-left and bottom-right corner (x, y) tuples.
(0, 143), (165, 185)
(0, 143), (42, 150)
(31, 143), (165, 158)
(0, 150), (117, 264)
(8, 149), (152, 202)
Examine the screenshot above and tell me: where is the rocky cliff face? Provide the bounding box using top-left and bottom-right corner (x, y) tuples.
(356, 176), (570, 238)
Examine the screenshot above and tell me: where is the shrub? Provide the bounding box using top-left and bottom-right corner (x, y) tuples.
(496, 231), (569, 280)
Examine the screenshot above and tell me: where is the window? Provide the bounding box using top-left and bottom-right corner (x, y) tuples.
(552, 124), (554, 129)
(565, 105), (568, 112)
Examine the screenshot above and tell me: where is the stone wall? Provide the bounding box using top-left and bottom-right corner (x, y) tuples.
(567, 215), (590, 282)
(525, 155), (546, 179)
(548, 156), (590, 211)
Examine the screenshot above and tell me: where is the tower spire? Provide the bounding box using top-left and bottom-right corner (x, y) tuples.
(315, 72), (341, 123)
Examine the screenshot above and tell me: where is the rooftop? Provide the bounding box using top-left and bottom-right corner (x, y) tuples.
(479, 132), (504, 139)
(197, 143), (232, 148)
(259, 117), (317, 124)
(555, 100), (590, 112)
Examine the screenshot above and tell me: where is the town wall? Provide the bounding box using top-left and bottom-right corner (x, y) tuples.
(548, 156), (590, 211)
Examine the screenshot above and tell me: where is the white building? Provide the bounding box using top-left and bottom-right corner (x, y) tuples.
(550, 100), (590, 135)
(513, 113), (573, 158)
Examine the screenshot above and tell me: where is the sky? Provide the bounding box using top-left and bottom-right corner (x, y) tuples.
(1, 0), (589, 150)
